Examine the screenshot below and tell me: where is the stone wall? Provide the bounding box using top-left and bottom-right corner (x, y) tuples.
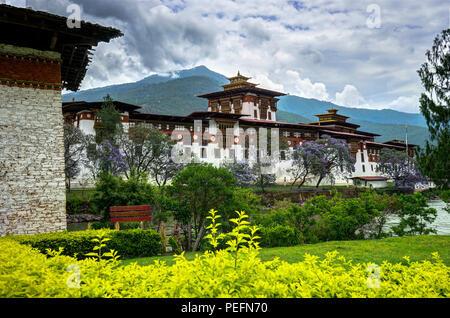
(0, 45), (66, 235)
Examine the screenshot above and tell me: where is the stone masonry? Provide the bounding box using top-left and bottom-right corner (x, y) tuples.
(0, 45), (66, 235)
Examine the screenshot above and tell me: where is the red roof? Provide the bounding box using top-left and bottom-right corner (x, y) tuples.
(351, 176), (388, 181)
(319, 129), (373, 139)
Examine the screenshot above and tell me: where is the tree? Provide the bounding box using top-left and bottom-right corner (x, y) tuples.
(251, 128), (288, 192)
(253, 161), (276, 192)
(416, 29), (450, 190)
(288, 140), (327, 189)
(221, 160), (257, 187)
(95, 95), (123, 145)
(63, 123), (87, 190)
(147, 129), (184, 189)
(313, 135), (355, 187)
(85, 136), (126, 178)
(376, 148), (424, 189)
(118, 125), (182, 182)
(92, 170), (154, 221)
(168, 164), (236, 251)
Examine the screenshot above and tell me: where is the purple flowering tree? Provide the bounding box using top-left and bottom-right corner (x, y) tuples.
(221, 160), (257, 187)
(289, 136), (354, 188)
(85, 136), (126, 178)
(376, 148), (425, 189)
(312, 135), (355, 187)
(288, 140), (327, 188)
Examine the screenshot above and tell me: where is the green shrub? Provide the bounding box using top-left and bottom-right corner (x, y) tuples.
(90, 221), (115, 230)
(107, 229), (163, 258)
(10, 229), (162, 259)
(392, 192), (438, 236)
(259, 225), (302, 247)
(90, 221), (145, 230)
(66, 197), (95, 215)
(251, 191), (404, 244)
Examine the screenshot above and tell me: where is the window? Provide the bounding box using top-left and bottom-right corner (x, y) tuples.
(361, 153), (365, 162)
(371, 165), (374, 172)
(362, 165), (365, 172)
(254, 110), (258, 118)
(201, 148), (207, 158)
(281, 151), (286, 160)
(268, 112), (272, 120)
(175, 125), (185, 130)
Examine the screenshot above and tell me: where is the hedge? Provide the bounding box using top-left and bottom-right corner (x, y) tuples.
(259, 225), (302, 248)
(0, 239), (448, 298)
(9, 229), (162, 259)
(66, 197), (95, 215)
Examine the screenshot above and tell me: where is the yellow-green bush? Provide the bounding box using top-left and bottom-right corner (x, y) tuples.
(0, 238), (448, 298)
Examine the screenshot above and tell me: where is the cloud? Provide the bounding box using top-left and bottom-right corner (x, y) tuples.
(282, 70), (330, 101)
(23, 0), (449, 115)
(386, 95), (421, 113)
(335, 85), (367, 107)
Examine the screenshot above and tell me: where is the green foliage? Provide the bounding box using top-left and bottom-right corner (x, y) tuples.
(217, 187), (262, 231)
(94, 95), (123, 145)
(204, 209), (261, 269)
(392, 193), (438, 236)
(85, 230), (119, 261)
(168, 236), (181, 254)
(66, 197), (95, 215)
(168, 164), (236, 251)
(90, 221), (145, 230)
(1, 238), (449, 297)
(251, 191), (404, 243)
(10, 229), (162, 260)
(259, 225), (302, 248)
(416, 29), (450, 189)
(93, 171), (154, 221)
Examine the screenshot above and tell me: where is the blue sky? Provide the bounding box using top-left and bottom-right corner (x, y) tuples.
(12, 0), (450, 113)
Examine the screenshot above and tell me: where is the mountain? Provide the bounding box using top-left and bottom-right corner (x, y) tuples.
(62, 65), (431, 147)
(63, 65), (228, 103)
(277, 95), (427, 127)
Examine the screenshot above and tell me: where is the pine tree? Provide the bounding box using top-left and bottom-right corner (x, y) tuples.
(416, 29), (450, 189)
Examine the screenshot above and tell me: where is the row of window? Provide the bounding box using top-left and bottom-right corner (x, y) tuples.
(282, 131), (312, 138)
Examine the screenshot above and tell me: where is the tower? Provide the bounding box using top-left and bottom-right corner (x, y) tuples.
(198, 71), (286, 121)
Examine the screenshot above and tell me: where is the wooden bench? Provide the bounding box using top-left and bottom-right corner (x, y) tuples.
(109, 205), (152, 230)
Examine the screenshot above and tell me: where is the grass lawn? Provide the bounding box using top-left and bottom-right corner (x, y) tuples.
(121, 235), (450, 267)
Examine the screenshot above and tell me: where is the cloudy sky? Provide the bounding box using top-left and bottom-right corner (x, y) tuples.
(12, 0), (450, 113)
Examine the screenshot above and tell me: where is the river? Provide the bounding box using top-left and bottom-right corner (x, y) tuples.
(384, 200), (450, 235)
